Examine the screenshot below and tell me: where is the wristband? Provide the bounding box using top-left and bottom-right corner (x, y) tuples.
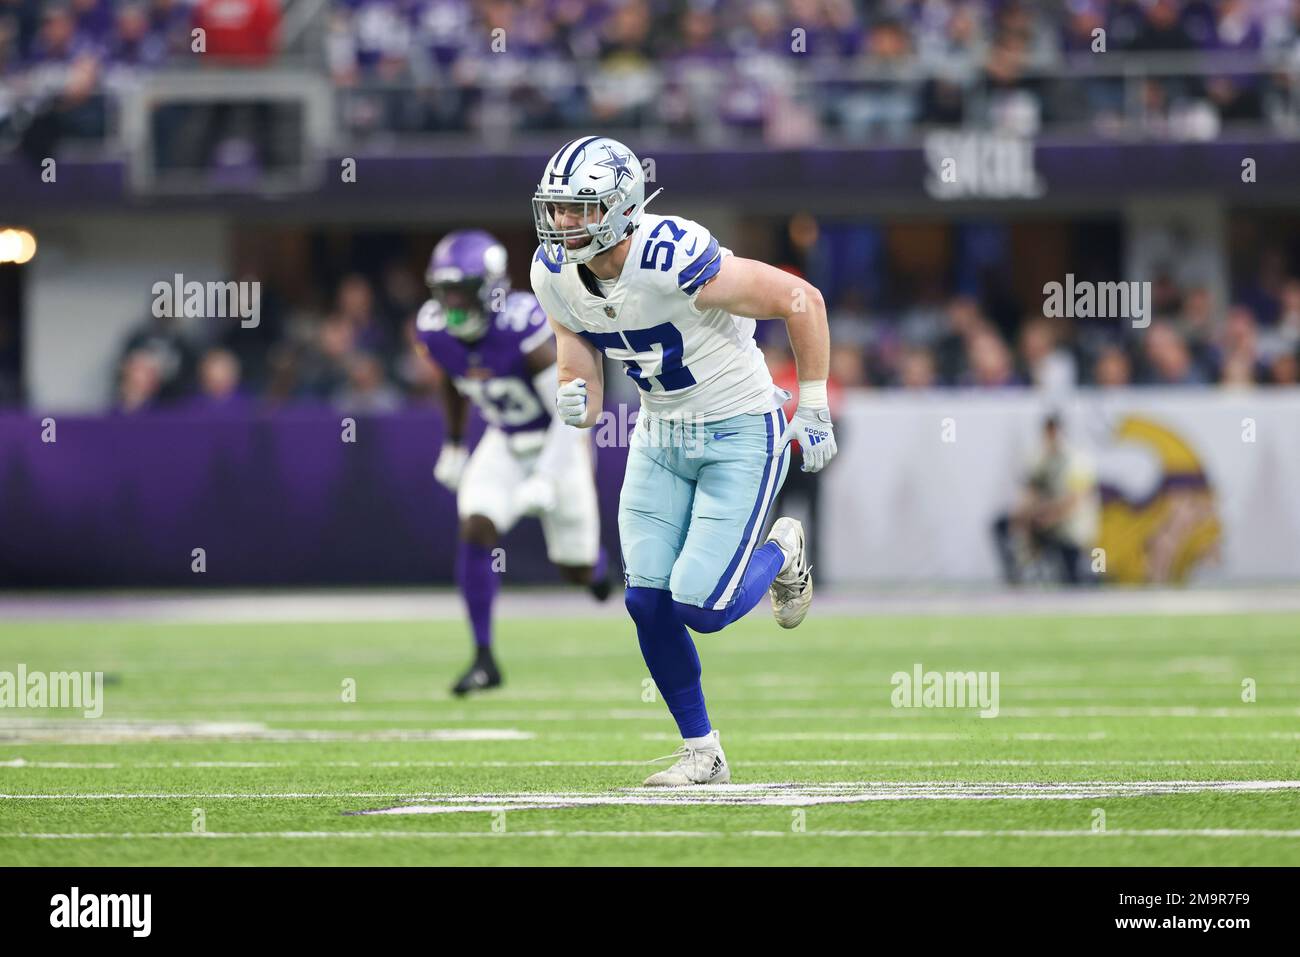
(797, 379), (828, 409)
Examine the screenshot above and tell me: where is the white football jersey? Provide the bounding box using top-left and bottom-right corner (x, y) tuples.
(530, 213), (781, 421)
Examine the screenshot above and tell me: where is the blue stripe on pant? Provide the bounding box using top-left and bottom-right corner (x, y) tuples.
(617, 405), (791, 635)
(703, 408), (786, 609)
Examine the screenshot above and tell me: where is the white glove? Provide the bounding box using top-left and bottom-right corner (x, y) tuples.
(433, 442), (468, 492)
(514, 472), (557, 517)
(556, 378), (588, 427)
(780, 383), (838, 473)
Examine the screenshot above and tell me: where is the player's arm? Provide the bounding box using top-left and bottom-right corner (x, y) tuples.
(550, 316), (604, 430)
(514, 338), (591, 515)
(429, 355), (469, 492)
(694, 256), (829, 381)
(694, 256), (838, 472)
(438, 371), (469, 445)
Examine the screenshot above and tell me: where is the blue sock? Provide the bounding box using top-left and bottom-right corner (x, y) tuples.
(624, 586), (711, 739)
(673, 541), (786, 635)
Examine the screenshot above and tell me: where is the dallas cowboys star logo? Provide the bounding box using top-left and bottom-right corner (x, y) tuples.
(594, 145), (634, 187)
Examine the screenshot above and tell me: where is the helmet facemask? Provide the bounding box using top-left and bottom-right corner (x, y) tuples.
(531, 188), (628, 266)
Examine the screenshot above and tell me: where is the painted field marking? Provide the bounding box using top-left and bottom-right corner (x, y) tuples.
(0, 721), (533, 743)
(30, 707), (1300, 721)
(0, 758), (1286, 770)
(2, 828), (1298, 841)
(5, 781), (1299, 805)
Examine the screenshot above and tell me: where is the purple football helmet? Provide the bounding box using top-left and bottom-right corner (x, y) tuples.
(425, 230), (510, 341)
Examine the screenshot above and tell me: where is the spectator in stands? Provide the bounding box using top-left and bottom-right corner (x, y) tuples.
(1141, 319), (1211, 385)
(1132, 0), (1195, 51)
(1214, 304), (1265, 384)
(590, 0), (656, 127)
(964, 326), (1020, 387)
(1260, 277), (1300, 360)
(1018, 316), (1077, 392)
(118, 310), (195, 401)
(1268, 348), (1299, 385)
(116, 348), (164, 413)
(934, 295), (986, 385)
(898, 344), (938, 389)
(979, 25), (1042, 134)
(1091, 342), (1133, 387)
(193, 0), (280, 64)
(1175, 284), (1217, 370)
(829, 341), (867, 387)
(148, 0), (195, 58)
(108, 2), (168, 70)
(917, 0), (985, 125)
(334, 351), (402, 413)
(835, 15), (916, 141)
(191, 347), (249, 410)
(296, 314), (356, 400)
(335, 272), (393, 358)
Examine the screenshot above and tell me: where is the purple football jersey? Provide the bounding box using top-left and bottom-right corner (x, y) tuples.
(416, 290), (554, 434)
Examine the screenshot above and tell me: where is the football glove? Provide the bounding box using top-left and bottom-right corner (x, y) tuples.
(433, 442), (468, 492)
(556, 377), (588, 427)
(781, 404), (838, 474)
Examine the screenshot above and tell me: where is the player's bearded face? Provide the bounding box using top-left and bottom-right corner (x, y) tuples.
(548, 201), (602, 249)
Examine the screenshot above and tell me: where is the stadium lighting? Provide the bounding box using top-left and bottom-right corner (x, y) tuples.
(0, 228), (36, 264)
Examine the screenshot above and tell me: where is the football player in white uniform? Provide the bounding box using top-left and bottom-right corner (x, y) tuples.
(529, 136), (838, 785)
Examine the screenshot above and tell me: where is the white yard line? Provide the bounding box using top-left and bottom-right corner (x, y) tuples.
(0, 758), (1286, 770)
(3, 828), (1298, 840)
(0, 721), (535, 743)
(34, 706), (1299, 721)
(354, 780), (1300, 814)
(5, 780), (1297, 805)
(2, 721), (1298, 746)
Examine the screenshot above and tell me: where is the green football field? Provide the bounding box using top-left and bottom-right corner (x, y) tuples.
(2, 607), (1298, 866)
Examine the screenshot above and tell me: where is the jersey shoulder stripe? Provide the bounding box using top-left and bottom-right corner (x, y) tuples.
(678, 236), (721, 295)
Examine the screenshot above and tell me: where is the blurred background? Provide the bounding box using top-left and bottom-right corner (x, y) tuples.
(1, 0), (1298, 590)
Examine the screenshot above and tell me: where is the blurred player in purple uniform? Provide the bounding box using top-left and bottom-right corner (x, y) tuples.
(415, 230), (611, 695)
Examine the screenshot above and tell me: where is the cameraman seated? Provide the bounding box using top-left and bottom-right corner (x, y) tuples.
(993, 415), (1099, 585)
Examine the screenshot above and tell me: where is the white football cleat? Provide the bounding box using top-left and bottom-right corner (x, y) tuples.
(766, 517), (813, 629)
(643, 730), (730, 786)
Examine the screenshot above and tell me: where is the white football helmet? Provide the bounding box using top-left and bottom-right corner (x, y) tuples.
(532, 135), (661, 266)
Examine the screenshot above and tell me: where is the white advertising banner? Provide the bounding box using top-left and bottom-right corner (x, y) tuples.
(821, 389), (1300, 584)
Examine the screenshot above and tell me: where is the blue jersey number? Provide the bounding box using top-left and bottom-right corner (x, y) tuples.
(581, 322), (697, 393)
(639, 219), (687, 273)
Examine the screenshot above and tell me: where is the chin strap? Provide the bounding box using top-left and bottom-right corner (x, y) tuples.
(641, 187), (664, 213)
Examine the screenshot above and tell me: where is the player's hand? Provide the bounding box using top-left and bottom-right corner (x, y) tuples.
(433, 442), (468, 492)
(556, 378), (588, 427)
(515, 473), (557, 516)
(781, 406), (838, 473)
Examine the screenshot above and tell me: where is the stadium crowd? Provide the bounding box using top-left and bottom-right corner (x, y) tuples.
(3, 1), (1300, 146)
(104, 222), (1300, 416)
(329, 0), (1300, 140)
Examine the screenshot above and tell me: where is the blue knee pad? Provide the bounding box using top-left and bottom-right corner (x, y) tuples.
(625, 586), (669, 625)
(672, 601), (730, 635)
